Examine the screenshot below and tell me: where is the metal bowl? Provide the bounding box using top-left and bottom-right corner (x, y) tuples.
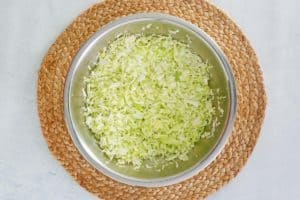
(64, 13), (237, 187)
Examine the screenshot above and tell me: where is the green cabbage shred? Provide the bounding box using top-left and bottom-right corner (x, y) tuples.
(84, 34), (217, 169)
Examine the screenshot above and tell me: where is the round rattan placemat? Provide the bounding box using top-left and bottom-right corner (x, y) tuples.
(37, 0), (267, 199)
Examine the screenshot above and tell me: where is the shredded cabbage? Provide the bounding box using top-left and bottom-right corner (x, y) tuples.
(84, 34), (216, 169)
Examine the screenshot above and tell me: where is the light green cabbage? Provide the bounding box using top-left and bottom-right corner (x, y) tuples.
(84, 34), (216, 169)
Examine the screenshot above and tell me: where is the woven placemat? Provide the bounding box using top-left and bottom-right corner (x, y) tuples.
(38, 0), (266, 199)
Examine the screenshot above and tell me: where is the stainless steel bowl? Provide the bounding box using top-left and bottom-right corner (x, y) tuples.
(64, 13), (237, 187)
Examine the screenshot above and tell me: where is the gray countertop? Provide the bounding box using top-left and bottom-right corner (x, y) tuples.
(1, 0), (299, 199)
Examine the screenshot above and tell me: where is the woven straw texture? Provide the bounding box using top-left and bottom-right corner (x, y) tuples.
(37, 0), (267, 199)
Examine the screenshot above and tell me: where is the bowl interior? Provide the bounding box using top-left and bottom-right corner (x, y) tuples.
(66, 14), (232, 184)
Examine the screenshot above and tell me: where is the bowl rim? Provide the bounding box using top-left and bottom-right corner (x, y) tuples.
(64, 13), (237, 187)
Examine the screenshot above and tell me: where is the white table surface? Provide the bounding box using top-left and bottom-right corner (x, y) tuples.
(1, 0), (300, 199)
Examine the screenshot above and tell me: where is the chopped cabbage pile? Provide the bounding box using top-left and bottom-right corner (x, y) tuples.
(84, 34), (216, 169)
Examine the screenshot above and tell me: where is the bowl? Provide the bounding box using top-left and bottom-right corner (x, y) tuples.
(64, 13), (237, 187)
